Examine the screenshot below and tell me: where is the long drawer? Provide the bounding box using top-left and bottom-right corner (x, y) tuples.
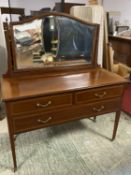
(75, 85), (123, 104)
(10, 93), (72, 116)
(13, 98), (121, 133)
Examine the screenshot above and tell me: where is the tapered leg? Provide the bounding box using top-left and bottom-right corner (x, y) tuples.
(112, 110), (121, 141)
(88, 116), (96, 122)
(6, 103), (17, 172)
(9, 132), (17, 172)
(93, 116), (96, 122)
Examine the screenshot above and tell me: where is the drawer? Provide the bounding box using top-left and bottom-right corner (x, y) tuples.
(13, 112), (63, 133)
(72, 98), (121, 119)
(75, 85), (123, 104)
(13, 98), (121, 133)
(10, 93), (72, 116)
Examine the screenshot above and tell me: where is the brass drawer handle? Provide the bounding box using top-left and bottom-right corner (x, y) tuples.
(36, 101), (52, 108)
(37, 117), (52, 124)
(94, 91), (107, 98)
(92, 105), (105, 112)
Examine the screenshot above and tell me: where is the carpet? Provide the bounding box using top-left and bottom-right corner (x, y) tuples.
(0, 112), (131, 175)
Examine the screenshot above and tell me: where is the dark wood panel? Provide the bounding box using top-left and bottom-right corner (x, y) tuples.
(0, 7), (25, 15)
(109, 35), (131, 67)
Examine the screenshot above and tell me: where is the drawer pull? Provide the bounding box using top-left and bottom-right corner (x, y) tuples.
(36, 101), (52, 108)
(37, 117), (52, 124)
(92, 105), (105, 112)
(94, 91), (107, 98)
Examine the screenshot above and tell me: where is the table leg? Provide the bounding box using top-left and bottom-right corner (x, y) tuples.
(112, 110), (121, 141)
(93, 116), (96, 122)
(6, 103), (17, 171)
(9, 132), (17, 172)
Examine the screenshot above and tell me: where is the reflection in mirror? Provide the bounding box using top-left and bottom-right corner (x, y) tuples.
(12, 15), (96, 69)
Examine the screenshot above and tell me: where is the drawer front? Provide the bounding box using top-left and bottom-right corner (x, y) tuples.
(10, 93), (72, 116)
(75, 85), (123, 104)
(13, 98), (121, 133)
(13, 112), (64, 133)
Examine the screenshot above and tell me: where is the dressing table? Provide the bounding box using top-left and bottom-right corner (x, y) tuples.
(1, 12), (127, 171)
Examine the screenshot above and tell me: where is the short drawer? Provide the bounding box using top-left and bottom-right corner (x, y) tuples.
(75, 85), (124, 104)
(13, 98), (121, 133)
(10, 93), (72, 116)
(13, 110), (74, 133)
(13, 112), (61, 133)
(72, 98), (121, 119)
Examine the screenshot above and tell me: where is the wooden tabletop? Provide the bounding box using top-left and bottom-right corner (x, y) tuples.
(1, 68), (127, 101)
(109, 35), (131, 42)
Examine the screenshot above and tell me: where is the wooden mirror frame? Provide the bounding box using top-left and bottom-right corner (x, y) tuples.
(4, 12), (100, 77)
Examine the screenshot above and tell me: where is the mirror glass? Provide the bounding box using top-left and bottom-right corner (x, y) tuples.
(12, 15), (96, 69)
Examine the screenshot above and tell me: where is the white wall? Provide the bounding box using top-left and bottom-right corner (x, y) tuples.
(0, 0), (61, 21)
(0, 0), (61, 16)
(0, 0), (9, 21)
(65, 0), (103, 5)
(0, 0), (8, 75)
(10, 0), (60, 15)
(103, 0), (131, 27)
(0, 0), (8, 6)
(66, 0), (131, 27)
(65, 0), (86, 3)
(0, 9), (7, 75)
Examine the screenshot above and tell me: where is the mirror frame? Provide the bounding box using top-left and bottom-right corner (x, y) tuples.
(5, 12), (99, 77)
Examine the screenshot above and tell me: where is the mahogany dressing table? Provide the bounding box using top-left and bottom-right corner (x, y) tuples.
(1, 12), (127, 171)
